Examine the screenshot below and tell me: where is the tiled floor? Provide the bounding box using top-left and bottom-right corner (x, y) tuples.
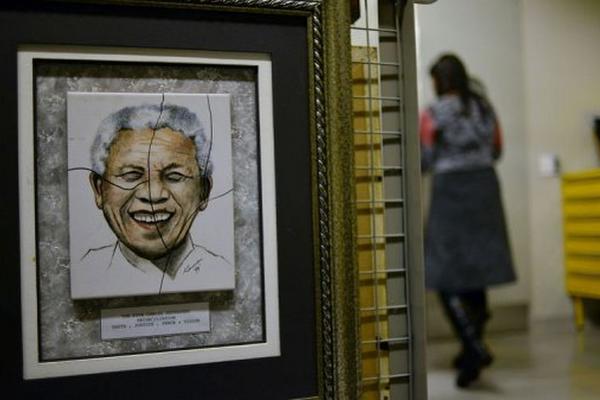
(426, 318), (600, 399)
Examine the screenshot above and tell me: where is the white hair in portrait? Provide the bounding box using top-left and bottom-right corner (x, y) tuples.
(90, 103), (214, 177)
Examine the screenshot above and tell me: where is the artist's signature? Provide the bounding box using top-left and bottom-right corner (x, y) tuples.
(184, 258), (203, 273)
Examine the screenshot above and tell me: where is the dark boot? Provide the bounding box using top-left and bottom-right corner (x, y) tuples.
(453, 317), (493, 371)
(468, 291), (494, 371)
(452, 292), (493, 370)
(439, 293), (493, 388)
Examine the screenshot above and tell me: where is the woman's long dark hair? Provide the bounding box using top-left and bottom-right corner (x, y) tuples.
(430, 53), (491, 118)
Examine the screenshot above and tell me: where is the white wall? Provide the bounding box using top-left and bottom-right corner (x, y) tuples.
(415, 0), (530, 307)
(523, 0), (600, 319)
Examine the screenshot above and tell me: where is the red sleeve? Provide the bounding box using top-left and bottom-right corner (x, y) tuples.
(419, 109), (436, 172)
(493, 119), (503, 160)
(419, 109), (436, 147)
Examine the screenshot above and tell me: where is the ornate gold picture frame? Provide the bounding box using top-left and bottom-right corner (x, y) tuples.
(3, 1), (358, 399)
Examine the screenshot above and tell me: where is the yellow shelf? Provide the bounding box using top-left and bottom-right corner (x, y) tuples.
(563, 182), (600, 199)
(566, 257), (600, 275)
(565, 238), (600, 256)
(566, 274), (600, 299)
(564, 220), (600, 236)
(563, 168), (600, 181)
(563, 202), (600, 217)
(562, 169), (600, 330)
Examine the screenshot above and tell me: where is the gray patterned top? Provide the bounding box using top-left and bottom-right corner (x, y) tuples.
(421, 94), (501, 174)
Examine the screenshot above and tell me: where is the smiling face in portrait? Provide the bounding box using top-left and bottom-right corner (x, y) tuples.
(90, 127), (211, 260)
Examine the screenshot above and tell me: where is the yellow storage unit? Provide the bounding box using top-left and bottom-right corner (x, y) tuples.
(562, 169), (600, 329)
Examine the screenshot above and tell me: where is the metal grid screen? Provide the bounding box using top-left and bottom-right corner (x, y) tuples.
(351, 1), (418, 399)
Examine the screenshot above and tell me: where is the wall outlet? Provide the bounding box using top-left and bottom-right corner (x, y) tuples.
(538, 153), (561, 177)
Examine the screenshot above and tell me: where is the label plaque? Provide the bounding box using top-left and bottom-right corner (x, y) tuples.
(101, 302), (210, 340)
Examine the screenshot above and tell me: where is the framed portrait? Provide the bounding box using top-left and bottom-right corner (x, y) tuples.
(19, 45), (280, 375)
(3, 1), (357, 399)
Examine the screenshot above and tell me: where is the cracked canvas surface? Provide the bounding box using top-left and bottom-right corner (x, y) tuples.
(35, 61), (263, 360)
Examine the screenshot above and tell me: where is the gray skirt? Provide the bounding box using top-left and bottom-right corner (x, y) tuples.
(425, 167), (516, 292)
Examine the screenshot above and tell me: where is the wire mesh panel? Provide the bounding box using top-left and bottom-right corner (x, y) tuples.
(351, 1), (420, 399)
